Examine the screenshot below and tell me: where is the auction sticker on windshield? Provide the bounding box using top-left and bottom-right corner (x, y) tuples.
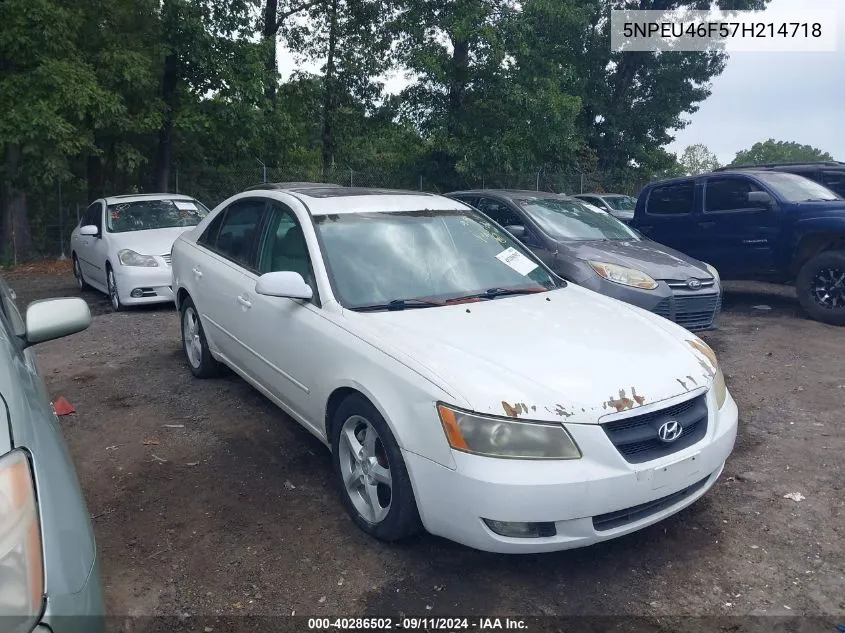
(174, 201), (198, 211)
(495, 247), (538, 276)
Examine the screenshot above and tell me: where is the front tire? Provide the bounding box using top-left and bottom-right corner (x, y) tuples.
(106, 266), (122, 312)
(796, 251), (845, 326)
(331, 395), (421, 542)
(180, 297), (219, 378)
(72, 254), (90, 291)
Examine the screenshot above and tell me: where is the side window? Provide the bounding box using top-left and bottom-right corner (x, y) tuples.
(197, 211), (226, 247)
(203, 199), (267, 268)
(257, 204), (313, 283)
(821, 171), (845, 197)
(82, 203), (100, 229)
(451, 195), (478, 209)
(704, 177), (763, 213)
(476, 198), (523, 227)
(646, 182), (695, 216)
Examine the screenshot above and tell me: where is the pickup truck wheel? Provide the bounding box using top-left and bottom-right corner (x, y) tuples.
(796, 251), (845, 326)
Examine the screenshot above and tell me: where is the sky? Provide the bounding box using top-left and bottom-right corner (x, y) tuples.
(280, 0), (845, 165)
(666, 0), (845, 163)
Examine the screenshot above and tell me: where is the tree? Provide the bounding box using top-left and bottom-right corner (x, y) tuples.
(730, 139), (834, 167)
(678, 143), (721, 175)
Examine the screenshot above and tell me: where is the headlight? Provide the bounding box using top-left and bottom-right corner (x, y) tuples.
(588, 261), (658, 290)
(0, 450), (44, 630)
(686, 338), (727, 409)
(704, 262), (720, 281)
(117, 250), (159, 267)
(437, 404), (581, 459)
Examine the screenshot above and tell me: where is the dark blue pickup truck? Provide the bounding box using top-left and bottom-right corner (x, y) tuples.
(631, 169), (845, 325)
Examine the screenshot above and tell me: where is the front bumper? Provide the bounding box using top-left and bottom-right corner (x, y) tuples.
(579, 276), (721, 332)
(113, 264), (174, 305)
(405, 389), (738, 553)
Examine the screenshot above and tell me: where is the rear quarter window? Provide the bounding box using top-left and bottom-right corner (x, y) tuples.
(646, 182), (695, 216)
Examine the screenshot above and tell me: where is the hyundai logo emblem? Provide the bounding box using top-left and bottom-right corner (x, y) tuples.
(658, 420), (683, 443)
(687, 278), (702, 290)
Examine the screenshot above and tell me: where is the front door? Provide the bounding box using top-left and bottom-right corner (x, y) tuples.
(699, 175), (781, 277)
(239, 201), (325, 427)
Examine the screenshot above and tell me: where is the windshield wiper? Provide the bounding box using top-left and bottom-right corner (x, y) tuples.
(445, 286), (550, 303)
(354, 298), (444, 312)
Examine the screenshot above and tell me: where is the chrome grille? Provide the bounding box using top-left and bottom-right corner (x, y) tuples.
(161, 253), (172, 266)
(602, 394), (708, 464)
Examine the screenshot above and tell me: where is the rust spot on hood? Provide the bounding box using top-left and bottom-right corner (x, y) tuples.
(502, 401), (529, 418)
(554, 404), (573, 418)
(677, 378), (689, 391)
(632, 387), (646, 406)
(686, 375), (698, 386)
(605, 389), (636, 412)
(687, 339), (717, 373)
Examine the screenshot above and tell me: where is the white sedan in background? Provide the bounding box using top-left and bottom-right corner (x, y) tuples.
(71, 194), (208, 310)
(171, 184), (738, 554)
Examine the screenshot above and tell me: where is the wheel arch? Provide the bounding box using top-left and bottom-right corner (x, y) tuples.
(792, 232), (845, 277)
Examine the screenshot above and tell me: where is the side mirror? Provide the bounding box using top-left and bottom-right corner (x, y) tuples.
(747, 191), (774, 208)
(24, 298), (91, 348)
(79, 225), (99, 236)
(255, 271), (313, 300)
(504, 225), (526, 239)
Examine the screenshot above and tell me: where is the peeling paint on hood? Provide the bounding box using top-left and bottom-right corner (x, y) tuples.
(344, 285), (716, 424)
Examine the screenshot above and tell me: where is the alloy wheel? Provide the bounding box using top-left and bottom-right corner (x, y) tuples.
(810, 266), (845, 310)
(338, 415), (392, 524)
(182, 307), (203, 369)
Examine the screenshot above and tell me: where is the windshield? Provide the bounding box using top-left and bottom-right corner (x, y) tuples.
(314, 210), (559, 309)
(517, 198), (640, 241)
(107, 199), (209, 233)
(604, 195), (637, 211)
(755, 172), (840, 202)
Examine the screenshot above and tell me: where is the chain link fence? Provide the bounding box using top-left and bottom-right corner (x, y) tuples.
(19, 166), (648, 260)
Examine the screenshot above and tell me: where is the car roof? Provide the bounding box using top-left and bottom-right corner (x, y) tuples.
(448, 189), (566, 201)
(714, 161), (845, 172)
(249, 185), (468, 216)
(103, 193), (196, 205)
(644, 170), (776, 188)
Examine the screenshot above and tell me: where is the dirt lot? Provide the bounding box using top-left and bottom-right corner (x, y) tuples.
(5, 268), (844, 631)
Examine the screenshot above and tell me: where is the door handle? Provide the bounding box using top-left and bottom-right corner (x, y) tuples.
(192, 266), (203, 279)
(698, 221), (716, 229)
(237, 295), (252, 309)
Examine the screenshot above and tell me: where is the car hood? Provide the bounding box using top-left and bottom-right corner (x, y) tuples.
(343, 287), (716, 424)
(792, 199), (845, 219)
(107, 226), (196, 256)
(560, 239), (713, 282)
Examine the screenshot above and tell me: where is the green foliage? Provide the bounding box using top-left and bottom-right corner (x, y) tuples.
(1, 0), (776, 257)
(730, 139), (834, 167)
(678, 143), (721, 175)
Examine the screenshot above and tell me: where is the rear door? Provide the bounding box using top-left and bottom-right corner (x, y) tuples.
(635, 180), (701, 257)
(699, 175), (782, 276)
(190, 197), (268, 371)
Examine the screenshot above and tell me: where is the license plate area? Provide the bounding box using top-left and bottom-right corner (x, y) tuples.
(651, 451), (702, 490)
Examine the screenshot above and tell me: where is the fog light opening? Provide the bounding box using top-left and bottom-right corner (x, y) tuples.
(130, 289), (144, 298)
(482, 519), (557, 538)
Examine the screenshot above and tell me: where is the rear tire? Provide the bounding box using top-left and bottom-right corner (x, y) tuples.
(180, 297), (219, 378)
(330, 395), (421, 542)
(796, 251), (845, 326)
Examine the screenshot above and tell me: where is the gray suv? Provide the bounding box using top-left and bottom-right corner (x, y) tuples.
(0, 279), (103, 633)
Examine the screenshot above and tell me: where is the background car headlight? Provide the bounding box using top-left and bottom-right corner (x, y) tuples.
(588, 261), (658, 290)
(704, 262), (720, 281)
(437, 404), (581, 459)
(117, 249), (159, 267)
(0, 450), (43, 630)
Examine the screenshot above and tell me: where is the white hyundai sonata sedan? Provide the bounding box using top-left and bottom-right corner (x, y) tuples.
(171, 184), (738, 553)
(71, 193), (209, 310)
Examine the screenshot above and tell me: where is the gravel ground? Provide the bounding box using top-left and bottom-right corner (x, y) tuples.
(4, 269), (844, 632)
